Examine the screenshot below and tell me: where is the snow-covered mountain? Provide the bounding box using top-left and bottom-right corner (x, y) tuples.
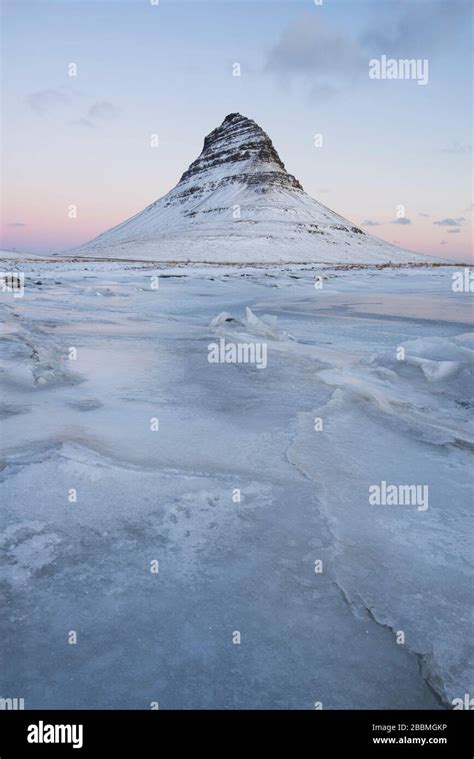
(70, 113), (428, 264)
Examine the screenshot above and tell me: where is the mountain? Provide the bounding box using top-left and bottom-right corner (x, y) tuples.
(69, 113), (428, 264)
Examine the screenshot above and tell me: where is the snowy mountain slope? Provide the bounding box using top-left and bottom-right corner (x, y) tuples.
(69, 113), (429, 264)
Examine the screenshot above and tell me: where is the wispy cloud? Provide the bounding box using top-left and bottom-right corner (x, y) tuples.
(265, 15), (364, 99)
(418, 212), (430, 218)
(27, 89), (69, 115)
(441, 142), (472, 154)
(69, 100), (120, 129)
(7, 222), (26, 227)
(71, 100), (119, 129)
(391, 218), (412, 225)
(70, 118), (95, 129)
(433, 217), (465, 226)
(360, 0), (470, 57)
(266, 16), (363, 75)
(88, 100), (119, 121)
(447, 228), (461, 234)
(362, 219), (381, 227)
(265, 0), (470, 98)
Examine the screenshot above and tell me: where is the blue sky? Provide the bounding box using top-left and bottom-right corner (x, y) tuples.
(1, 0), (472, 259)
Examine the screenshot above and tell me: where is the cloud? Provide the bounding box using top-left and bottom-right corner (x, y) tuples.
(308, 82), (339, 101)
(360, 0), (470, 58)
(70, 100), (119, 129)
(391, 217), (412, 225)
(266, 16), (364, 74)
(27, 89), (69, 115)
(440, 241), (448, 245)
(447, 228), (461, 234)
(418, 212), (430, 218)
(7, 222), (26, 227)
(70, 118), (95, 129)
(362, 219), (381, 227)
(88, 101), (118, 121)
(441, 142), (472, 154)
(265, 15), (365, 98)
(264, 1), (470, 98)
(433, 217), (465, 226)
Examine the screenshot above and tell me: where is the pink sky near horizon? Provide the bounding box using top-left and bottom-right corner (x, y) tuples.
(3, 182), (471, 262)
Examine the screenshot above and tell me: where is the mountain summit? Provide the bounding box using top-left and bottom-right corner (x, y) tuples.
(176, 112), (303, 193)
(71, 113), (426, 264)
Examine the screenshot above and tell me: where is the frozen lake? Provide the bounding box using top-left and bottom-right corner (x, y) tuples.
(0, 262), (472, 709)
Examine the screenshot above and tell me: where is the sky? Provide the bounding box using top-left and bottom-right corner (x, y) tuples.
(1, 0), (472, 261)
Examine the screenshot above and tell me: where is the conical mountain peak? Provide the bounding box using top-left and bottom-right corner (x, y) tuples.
(177, 113), (303, 192)
(71, 113), (426, 265)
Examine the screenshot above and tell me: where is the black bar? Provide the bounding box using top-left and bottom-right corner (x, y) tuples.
(0, 709), (472, 756)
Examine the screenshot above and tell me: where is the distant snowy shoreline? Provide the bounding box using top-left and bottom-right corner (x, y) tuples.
(0, 252), (463, 270)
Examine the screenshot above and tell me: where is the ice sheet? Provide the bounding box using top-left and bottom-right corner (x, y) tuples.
(0, 262), (472, 708)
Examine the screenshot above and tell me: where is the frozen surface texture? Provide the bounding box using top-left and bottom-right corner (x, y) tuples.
(0, 261), (472, 709)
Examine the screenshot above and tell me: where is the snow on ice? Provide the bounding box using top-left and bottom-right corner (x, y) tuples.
(0, 259), (472, 709)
